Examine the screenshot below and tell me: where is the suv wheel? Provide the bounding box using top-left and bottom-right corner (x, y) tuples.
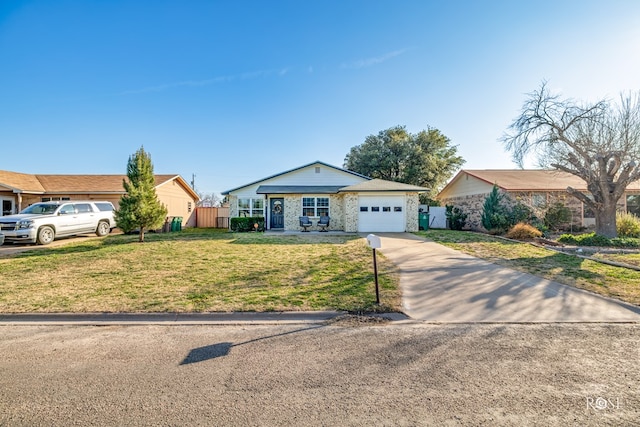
(96, 221), (110, 237)
(37, 226), (55, 245)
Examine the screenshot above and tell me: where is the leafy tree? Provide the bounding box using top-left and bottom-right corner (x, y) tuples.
(502, 82), (640, 237)
(115, 147), (168, 242)
(344, 125), (465, 202)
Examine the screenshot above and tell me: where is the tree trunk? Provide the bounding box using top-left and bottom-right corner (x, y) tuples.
(139, 227), (145, 243)
(595, 202), (618, 238)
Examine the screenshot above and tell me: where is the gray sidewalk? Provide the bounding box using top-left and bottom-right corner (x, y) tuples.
(377, 233), (640, 322)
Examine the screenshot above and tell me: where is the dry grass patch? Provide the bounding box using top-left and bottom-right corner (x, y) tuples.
(0, 229), (400, 313)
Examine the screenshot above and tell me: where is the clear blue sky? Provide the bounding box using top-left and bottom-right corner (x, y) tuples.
(1, 1), (639, 197)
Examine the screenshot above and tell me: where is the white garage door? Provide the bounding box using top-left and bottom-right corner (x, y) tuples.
(358, 195), (406, 232)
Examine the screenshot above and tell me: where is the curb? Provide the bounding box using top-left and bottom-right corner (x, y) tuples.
(0, 311), (410, 326)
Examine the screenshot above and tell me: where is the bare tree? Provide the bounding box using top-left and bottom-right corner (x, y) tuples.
(197, 192), (221, 207)
(502, 82), (640, 237)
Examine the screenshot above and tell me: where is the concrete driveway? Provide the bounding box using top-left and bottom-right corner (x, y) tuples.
(376, 233), (640, 322)
(0, 232), (120, 257)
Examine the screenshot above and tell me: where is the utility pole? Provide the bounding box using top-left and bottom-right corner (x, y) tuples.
(190, 174), (196, 190)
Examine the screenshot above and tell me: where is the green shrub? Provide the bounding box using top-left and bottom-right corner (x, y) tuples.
(481, 186), (536, 234)
(616, 212), (640, 238)
(230, 217), (265, 232)
(610, 238), (640, 248)
(557, 232), (611, 247)
(506, 222), (543, 240)
(446, 205), (467, 230)
(510, 202), (534, 225)
(544, 203), (572, 231)
(557, 234), (578, 245)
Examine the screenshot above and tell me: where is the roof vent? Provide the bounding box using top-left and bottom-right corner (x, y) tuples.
(315, 167), (321, 173)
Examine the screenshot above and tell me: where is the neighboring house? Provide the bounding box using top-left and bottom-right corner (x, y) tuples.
(0, 170), (200, 228)
(437, 169), (640, 230)
(222, 161), (428, 232)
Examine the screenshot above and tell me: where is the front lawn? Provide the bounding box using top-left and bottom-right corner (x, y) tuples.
(0, 229), (400, 313)
(418, 229), (640, 306)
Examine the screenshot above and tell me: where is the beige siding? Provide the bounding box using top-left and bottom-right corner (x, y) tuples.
(155, 180), (199, 228)
(233, 164), (366, 192)
(438, 173), (494, 199)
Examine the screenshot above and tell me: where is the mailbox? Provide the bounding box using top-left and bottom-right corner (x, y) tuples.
(367, 234), (381, 249)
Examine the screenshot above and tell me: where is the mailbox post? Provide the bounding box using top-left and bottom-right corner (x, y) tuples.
(366, 234), (382, 304)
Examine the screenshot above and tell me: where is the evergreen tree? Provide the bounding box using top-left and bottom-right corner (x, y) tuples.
(115, 147), (168, 242)
(481, 185), (509, 233)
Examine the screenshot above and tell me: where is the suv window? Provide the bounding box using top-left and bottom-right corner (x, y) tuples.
(94, 202), (114, 212)
(75, 203), (94, 213)
(58, 204), (76, 215)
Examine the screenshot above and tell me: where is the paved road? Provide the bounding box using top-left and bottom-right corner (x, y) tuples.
(1, 322), (638, 426)
(377, 233), (640, 322)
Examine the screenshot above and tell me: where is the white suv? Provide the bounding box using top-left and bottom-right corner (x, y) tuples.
(0, 201), (117, 245)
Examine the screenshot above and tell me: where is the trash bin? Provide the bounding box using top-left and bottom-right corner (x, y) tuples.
(419, 212), (430, 230)
(176, 217), (183, 231)
(170, 217), (179, 232)
(163, 217), (172, 233)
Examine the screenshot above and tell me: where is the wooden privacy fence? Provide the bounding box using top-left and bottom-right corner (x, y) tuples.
(196, 206), (230, 228)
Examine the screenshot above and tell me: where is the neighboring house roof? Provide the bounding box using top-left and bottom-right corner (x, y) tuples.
(462, 170), (588, 191)
(339, 179), (428, 192)
(256, 185), (345, 194)
(222, 160), (370, 195)
(0, 170), (199, 200)
(0, 170), (46, 193)
(439, 169), (640, 199)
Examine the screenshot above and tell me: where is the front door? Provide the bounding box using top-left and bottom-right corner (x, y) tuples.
(270, 198), (284, 229)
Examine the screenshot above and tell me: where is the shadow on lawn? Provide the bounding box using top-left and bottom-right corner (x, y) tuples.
(504, 251), (604, 283)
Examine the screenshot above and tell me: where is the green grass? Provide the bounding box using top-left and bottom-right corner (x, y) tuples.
(0, 229), (400, 313)
(418, 229), (640, 306)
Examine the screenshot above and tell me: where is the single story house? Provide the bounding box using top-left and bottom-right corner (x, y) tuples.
(437, 169), (640, 230)
(0, 170), (200, 227)
(222, 161), (428, 232)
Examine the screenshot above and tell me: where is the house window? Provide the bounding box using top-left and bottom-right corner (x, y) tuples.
(41, 197), (71, 202)
(583, 195), (596, 219)
(360, 206), (368, 212)
(394, 206), (402, 212)
(371, 206), (380, 212)
(238, 198), (264, 217)
(627, 195), (640, 216)
(383, 206), (391, 212)
(302, 197), (329, 217)
(532, 193), (547, 209)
